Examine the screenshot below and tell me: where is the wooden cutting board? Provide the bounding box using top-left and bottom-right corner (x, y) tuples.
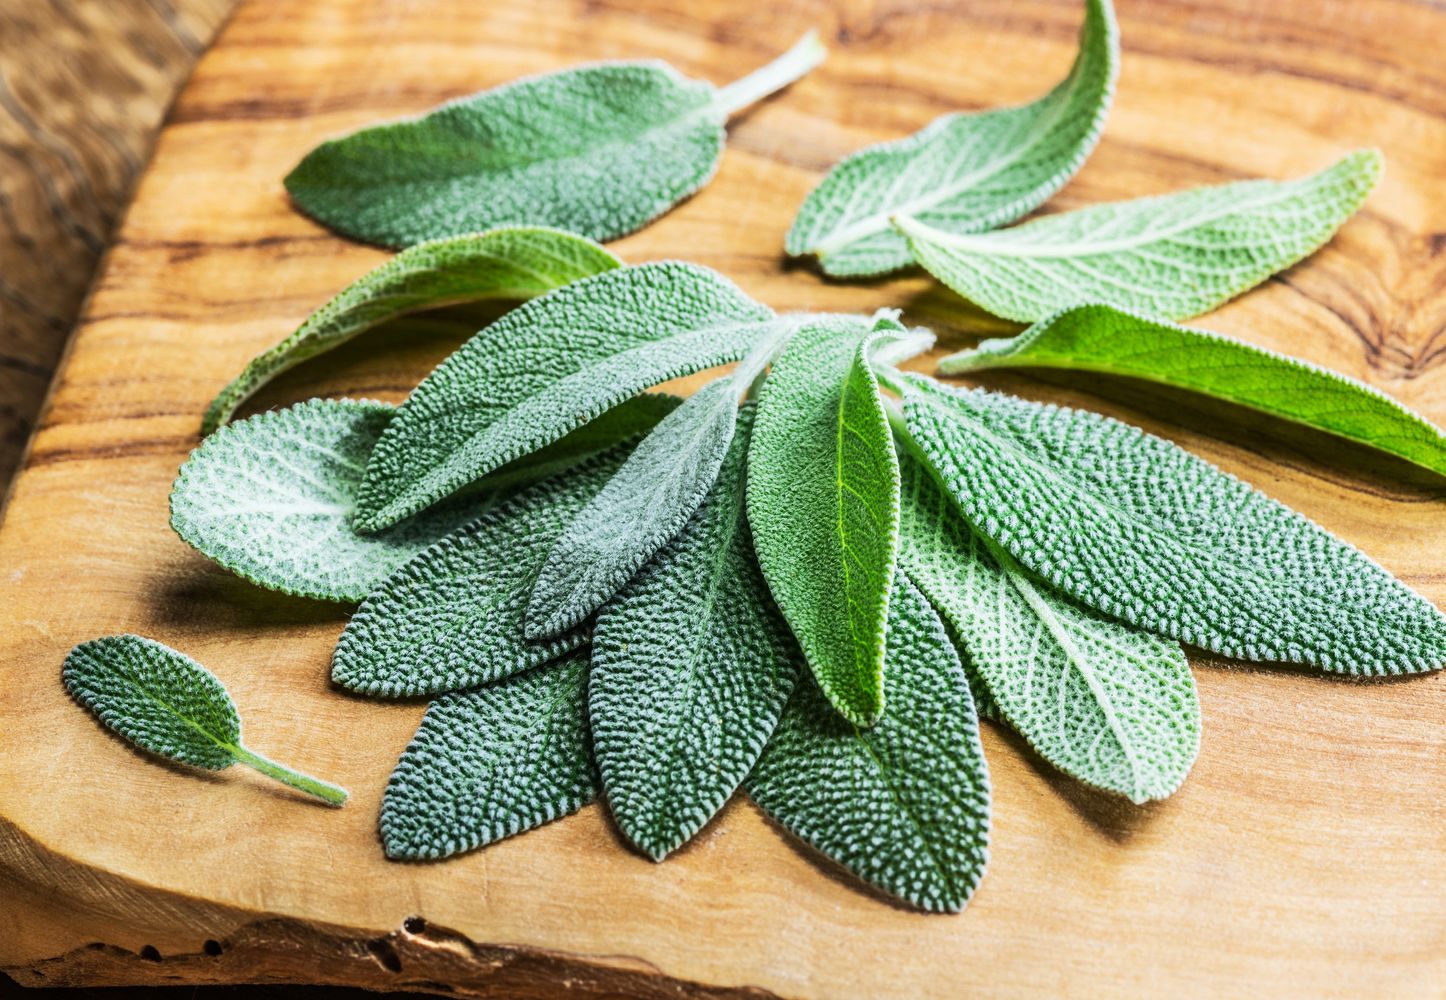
(2, 0), (1443, 996)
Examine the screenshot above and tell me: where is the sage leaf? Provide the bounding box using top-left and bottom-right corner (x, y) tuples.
(896, 149), (1382, 321)
(202, 228), (622, 433)
(748, 314), (926, 725)
(171, 396), (674, 602)
(380, 651), (594, 859)
(939, 302), (1446, 477)
(898, 457), (1199, 803)
(590, 406), (799, 860)
(64, 635), (348, 805)
(746, 575), (990, 913)
(787, 0), (1117, 276)
(332, 447), (634, 697)
(285, 33), (825, 248)
(356, 261), (777, 531)
(897, 373), (1446, 674)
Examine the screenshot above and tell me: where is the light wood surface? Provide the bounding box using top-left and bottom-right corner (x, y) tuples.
(2, 1), (1444, 996)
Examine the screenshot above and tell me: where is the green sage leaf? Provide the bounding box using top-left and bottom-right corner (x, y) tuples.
(380, 651), (594, 859)
(332, 446), (635, 697)
(356, 261), (778, 531)
(787, 0), (1117, 276)
(898, 373), (1446, 674)
(171, 396), (674, 603)
(590, 406), (799, 860)
(938, 302), (1446, 477)
(202, 228), (622, 433)
(898, 456), (1199, 803)
(64, 635), (347, 805)
(748, 315), (923, 725)
(286, 34), (824, 247)
(897, 149), (1382, 321)
(746, 575), (990, 913)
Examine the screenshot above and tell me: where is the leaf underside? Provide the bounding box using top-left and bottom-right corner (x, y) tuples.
(747, 574), (991, 913)
(900, 373), (1446, 674)
(898, 149), (1382, 321)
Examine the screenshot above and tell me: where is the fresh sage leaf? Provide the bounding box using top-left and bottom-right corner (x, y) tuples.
(748, 314), (929, 725)
(746, 575), (990, 913)
(286, 34), (825, 248)
(590, 406), (799, 860)
(380, 651), (594, 859)
(332, 447), (633, 697)
(896, 372), (1446, 674)
(64, 635), (348, 805)
(896, 149), (1382, 321)
(898, 456), (1199, 803)
(787, 0), (1117, 276)
(202, 227), (622, 433)
(171, 395), (675, 602)
(939, 302), (1446, 478)
(356, 261), (778, 531)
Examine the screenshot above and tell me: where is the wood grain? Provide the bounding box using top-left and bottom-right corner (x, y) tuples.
(2, 1), (1444, 996)
(0, 0), (236, 501)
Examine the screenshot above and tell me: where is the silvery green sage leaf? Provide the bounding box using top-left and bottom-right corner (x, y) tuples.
(896, 149), (1382, 321)
(356, 261), (778, 531)
(332, 446), (632, 697)
(64, 635), (348, 805)
(939, 302), (1446, 477)
(590, 406), (799, 860)
(748, 313), (930, 725)
(787, 0), (1117, 276)
(170, 395), (675, 603)
(285, 34), (825, 248)
(895, 372), (1446, 674)
(898, 456), (1199, 803)
(746, 575), (990, 913)
(201, 228), (622, 433)
(380, 651), (594, 859)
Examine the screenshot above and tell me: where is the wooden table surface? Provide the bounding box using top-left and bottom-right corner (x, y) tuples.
(1, 1), (1444, 997)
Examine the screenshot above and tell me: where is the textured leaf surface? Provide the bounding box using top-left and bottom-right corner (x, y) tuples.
(897, 150), (1382, 321)
(746, 576), (990, 913)
(64, 635), (240, 770)
(380, 651), (594, 860)
(590, 407), (799, 859)
(357, 261), (776, 530)
(898, 457), (1198, 802)
(171, 396), (672, 602)
(787, 0), (1117, 276)
(202, 228), (621, 433)
(900, 374), (1446, 674)
(285, 35), (824, 247)
(939, 302), (1446, 477)
(747, 316), (905, 725)
(527, 379), (740, 638)
(332, 447), (631, 697)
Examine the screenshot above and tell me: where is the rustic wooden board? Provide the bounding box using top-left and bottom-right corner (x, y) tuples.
(2, 0), (1444, 996)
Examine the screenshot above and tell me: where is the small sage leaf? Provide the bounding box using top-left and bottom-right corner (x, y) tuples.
(748, 314), (923, 725)
(899, 457), (1199, 803)
(202, 227), (622, 433)
(897, 149), (1382, 321)
(939, 302), (1446, 478)
(331, 446), (632, 697)
(64, 635), (347, 805)
(590, 406), (799, 860)
(788, 0), (1117, 276)
(746, 575), (990, 913)
(171, 396), (675, 603)
(356, 261), (778, 531)
(380, 651), (594, 859)
(286, 34), (825, 247)
(898, 373), (1446, 674)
